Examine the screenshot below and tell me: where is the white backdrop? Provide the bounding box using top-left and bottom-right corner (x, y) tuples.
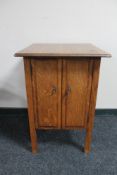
(0, 0), (117, 108)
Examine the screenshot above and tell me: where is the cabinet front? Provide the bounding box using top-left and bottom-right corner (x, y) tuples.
(31, 58), (61, 129)
(30, 58), (93, 129)
(62, 59), (93, 128)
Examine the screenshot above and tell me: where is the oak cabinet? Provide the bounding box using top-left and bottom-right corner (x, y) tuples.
(15, 44), (111, 153)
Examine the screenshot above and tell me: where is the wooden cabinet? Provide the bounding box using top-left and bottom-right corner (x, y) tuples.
(15, 44), (111, 153)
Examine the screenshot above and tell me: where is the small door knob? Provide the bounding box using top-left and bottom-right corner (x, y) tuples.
(65, 86), (71, 97)
(50, 85), (57, 96)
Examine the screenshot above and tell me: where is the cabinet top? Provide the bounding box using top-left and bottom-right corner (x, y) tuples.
(15, 43), (111, 57)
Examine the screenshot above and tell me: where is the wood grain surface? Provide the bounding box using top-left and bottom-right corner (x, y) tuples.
(15, 43), (111, 57)
(31, 58), (62, 128)
(84, 58), (101, 153)
(62, 58), (93, 128)
(23, 58), (38, 153)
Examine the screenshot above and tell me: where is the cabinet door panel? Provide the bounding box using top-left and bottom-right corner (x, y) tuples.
(31, 58), (61, 128)
(62, 58), (93, 128)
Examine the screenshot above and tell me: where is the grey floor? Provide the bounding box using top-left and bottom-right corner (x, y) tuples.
(0, 114), (117, 175)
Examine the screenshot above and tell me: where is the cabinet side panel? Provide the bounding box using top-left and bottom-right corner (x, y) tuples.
(86, 58), (101, 129)
(84, 60), (94, 127)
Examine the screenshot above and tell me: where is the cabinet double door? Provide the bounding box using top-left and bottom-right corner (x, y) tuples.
(31, 58), (93, 129)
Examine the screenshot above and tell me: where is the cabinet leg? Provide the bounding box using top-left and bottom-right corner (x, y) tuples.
(29, 127), (38, 153)
(84, 129), (92, 154)
(84, 59), (101, 154)
(24, 58), (38, 153)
